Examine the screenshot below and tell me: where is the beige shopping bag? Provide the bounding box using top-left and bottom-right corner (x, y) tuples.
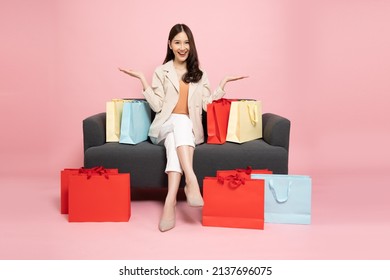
(106, 99), (127, 142)
(226, 100), (262, 143)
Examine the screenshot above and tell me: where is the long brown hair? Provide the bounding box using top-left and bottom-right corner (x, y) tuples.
(163, 24), (203, 83)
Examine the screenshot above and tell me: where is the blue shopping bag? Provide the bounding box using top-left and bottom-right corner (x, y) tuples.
(119, 100), (151, 144)
(250, 174), (312, 224)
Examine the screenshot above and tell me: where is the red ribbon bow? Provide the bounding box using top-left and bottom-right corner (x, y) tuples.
(78, 166), (109, 179)
(235, 166), (253, 175)
(217, 174), (246, 189)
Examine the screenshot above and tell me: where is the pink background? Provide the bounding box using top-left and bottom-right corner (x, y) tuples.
(1, 0), (390, 261)
(1, 0), (389, 179)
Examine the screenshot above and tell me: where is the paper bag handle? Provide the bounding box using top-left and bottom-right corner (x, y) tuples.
(247, 102), (258, 125)
(268, 180), (292, 203)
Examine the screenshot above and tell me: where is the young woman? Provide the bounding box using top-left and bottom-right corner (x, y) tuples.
(119, 23), (247, 232)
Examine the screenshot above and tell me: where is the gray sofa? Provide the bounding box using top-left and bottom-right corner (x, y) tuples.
(83, 109), (290, 190)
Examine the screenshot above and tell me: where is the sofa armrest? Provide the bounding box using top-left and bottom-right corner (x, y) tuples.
(262, 113), (291, 152)
(83, 112), (106, 152)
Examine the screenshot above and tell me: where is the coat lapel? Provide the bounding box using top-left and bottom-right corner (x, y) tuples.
(163, 61), (180, 93)
(162, 60), (199, 100)
(188, 82), (198, 101)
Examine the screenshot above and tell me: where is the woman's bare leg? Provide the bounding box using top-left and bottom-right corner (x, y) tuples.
(177, 145), (204, 207)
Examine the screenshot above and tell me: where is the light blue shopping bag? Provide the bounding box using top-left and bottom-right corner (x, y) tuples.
(119, 100), (151, 144)
(250, 174), (312, 224)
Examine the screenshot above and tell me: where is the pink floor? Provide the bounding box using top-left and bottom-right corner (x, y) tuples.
(1, 172), (389, 260)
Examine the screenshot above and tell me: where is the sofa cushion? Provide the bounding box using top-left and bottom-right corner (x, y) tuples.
(194, 140), (288, 182)
(85, 141), (168, 189)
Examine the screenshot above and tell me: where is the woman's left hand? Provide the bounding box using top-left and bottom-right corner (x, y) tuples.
(219, 75), (249, 90)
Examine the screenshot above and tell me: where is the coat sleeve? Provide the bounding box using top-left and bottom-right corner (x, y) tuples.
(143, 68), (165, 113)
(201, 71), (226, 111)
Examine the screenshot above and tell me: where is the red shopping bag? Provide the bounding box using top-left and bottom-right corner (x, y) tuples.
(216, 166), (273, 180)
(202, 174), (265, 229)
(68, 171), (130, 222)
(207, 98), (232, 144)
(60, 167), (118, 214)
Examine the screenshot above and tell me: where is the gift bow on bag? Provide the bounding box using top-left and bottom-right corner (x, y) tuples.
(217, 174), (246, 189)
(78, 166), (110, 179)
(235, 166), (253, 175)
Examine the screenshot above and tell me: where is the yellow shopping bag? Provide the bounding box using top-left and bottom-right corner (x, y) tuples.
(226, 100), (262, 143)
(106, 99), (127, 142)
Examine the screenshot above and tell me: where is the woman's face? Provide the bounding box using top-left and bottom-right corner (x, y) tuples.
(169, 31), (190, 64)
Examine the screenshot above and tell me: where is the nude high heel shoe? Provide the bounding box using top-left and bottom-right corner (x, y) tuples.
(159, 203), (176, 232)
(184, 185), (204, 207)
(159, 218), (176, 232)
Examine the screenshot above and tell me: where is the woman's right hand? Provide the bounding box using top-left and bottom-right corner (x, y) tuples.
(219, 75), (249, 91)
(118, 68), (149, 90)
(118, 68), (144, 80)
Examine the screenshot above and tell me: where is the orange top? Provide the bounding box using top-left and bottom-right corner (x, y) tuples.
(172, 80), (189, 114)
